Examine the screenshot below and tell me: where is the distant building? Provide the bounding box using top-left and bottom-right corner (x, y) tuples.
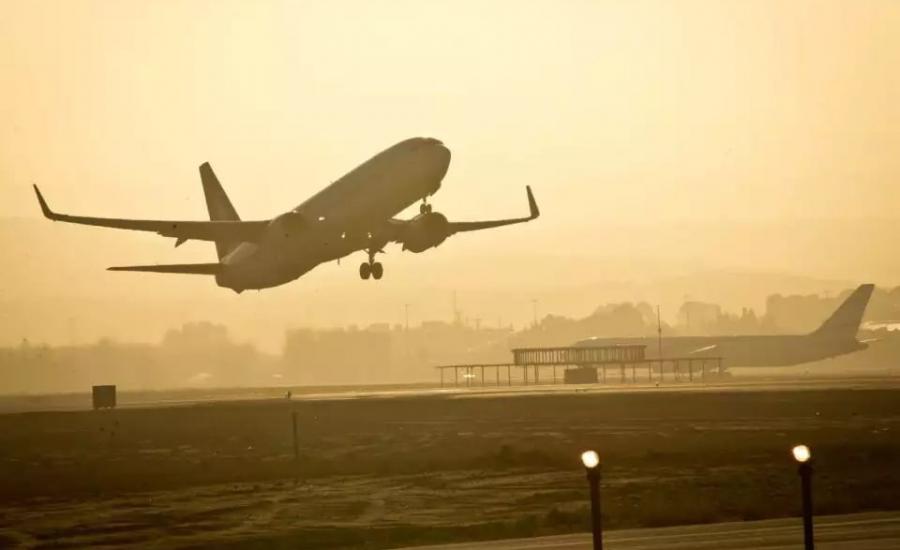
(678, 301), (721, 333)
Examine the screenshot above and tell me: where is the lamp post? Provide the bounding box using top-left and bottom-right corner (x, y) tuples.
(581, 450), (603, 550)
(792, 444), (815, 550)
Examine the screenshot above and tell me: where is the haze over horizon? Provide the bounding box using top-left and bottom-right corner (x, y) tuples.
(3, 1), (899, 351)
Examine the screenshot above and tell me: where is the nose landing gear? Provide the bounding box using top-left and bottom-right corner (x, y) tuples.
(420, 199), (432, 215)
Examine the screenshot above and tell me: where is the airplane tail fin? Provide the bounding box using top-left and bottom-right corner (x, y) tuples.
(812, 284), (875, 338)
(199, 163), (241, 260)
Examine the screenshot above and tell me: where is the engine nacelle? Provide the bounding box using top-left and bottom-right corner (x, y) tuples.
(270, 211), (309, 239)
(401, 212), (450, 253)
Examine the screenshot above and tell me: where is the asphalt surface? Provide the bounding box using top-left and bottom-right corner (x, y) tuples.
(2, 374), (899, 414)
(402, 512), (900, 549)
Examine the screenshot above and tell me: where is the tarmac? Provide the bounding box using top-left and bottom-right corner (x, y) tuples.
(2, 373), (899, 414)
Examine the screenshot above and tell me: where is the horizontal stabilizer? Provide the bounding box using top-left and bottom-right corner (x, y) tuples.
(107, 263), (222, 275)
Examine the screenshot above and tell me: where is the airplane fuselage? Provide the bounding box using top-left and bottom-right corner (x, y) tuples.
(216, 138), (451, 291)
(577, 333), (868, 367)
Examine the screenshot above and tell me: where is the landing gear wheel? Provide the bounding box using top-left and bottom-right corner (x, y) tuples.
(420, 202), (432, 215)
(371, 262), (383, 280)
(359, 262), (371, 280)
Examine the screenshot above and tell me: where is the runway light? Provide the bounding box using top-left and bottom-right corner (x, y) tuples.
(792, 444), (811, 463)
(581, 450), (600, 469)
(580, 449), (603, 549)
(792, 444), (815, 549)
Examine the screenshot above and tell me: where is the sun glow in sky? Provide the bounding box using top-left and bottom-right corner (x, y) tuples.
(1, 0), (899, 347)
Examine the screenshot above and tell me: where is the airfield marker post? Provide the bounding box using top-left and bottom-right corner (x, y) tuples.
(792, 445), (815, 550)
(581, 450), (603, 550)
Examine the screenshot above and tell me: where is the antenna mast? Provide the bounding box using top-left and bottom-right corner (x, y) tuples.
(657, 305), (663, 359)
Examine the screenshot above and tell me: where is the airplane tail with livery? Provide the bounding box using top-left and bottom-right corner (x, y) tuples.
(107, 164), (242, 275)
(199, 162), (242, 261)
(810, 283), (875, 339)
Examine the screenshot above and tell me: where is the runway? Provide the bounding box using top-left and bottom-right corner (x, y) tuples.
(1, 373), (898, 414)
(403, 511), (900, 549)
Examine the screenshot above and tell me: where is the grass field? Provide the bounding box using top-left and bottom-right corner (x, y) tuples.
(1, 385), (899, 548)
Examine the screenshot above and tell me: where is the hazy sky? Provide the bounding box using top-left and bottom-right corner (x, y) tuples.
(2, 1), (899, 348)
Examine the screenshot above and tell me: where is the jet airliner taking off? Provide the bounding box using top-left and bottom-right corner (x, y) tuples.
(33, 138), (539, 292)
(576, 284), (876, 367)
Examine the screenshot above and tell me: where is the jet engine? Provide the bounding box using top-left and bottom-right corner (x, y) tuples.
(401, 212), (450, 252)
(270, 211), (309, 239)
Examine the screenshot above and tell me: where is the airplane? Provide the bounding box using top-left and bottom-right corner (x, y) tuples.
(575, 284), (875, 367)
(33, 137), (539, 293)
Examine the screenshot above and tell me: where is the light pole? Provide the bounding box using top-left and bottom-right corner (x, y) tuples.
(792, 444), (814, 550)
(581, 450), (603, 550)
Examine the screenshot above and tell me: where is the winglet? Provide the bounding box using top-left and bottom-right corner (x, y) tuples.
(33, 185), (57, 220)
(526, 186), (539, 220)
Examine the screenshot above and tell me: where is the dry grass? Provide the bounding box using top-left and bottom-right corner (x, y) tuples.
(0, 387), (899, 547)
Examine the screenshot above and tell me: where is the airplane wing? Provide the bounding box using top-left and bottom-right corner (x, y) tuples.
(383, 186), (539, 253)
(33, 185), (269, 244)
(446, 186), (539, 234)
(107, 263), (222, 274)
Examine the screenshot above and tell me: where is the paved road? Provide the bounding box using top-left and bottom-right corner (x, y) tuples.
(402, 512), (900, 549)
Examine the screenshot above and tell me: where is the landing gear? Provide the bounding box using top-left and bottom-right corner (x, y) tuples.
(359, 248), (384, 281)
(359, 261), (383, 280)
(420, 200), (432, 215)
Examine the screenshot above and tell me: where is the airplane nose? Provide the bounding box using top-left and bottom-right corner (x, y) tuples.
(434, 143), (451, 177)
